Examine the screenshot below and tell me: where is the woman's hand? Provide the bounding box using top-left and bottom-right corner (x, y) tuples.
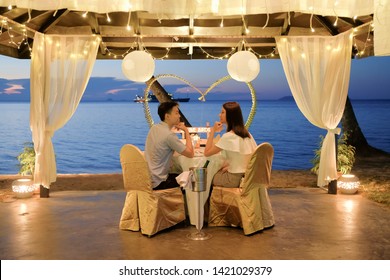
(221, 165), (229, 173)
(213, 121), (223, 133)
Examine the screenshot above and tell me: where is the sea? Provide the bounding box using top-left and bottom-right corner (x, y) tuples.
(0, 99), (389, 175)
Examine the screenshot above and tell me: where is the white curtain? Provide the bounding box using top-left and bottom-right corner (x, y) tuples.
(1, 0), (374, 17)
(30, 33), (99, 188)
(374, 0), (390, 55)
(276, 31), (353, 187)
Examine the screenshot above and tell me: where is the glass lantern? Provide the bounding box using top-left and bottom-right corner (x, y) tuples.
(337, 174), (360, 194)
(12, 179), (35, 198)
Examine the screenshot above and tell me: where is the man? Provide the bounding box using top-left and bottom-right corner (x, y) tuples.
(145, 101), (194, 190)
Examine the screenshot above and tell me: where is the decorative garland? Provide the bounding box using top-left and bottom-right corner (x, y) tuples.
(143, 74), (257, 129)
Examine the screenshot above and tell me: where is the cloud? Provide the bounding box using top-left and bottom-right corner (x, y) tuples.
(3, 83), (24, 95)
(105, 88), (137, 95)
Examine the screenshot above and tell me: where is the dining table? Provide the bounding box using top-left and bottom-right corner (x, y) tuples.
(172, 146), (225, 228)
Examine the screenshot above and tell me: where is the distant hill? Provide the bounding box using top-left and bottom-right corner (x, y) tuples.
(278, 95), (294, 101)
(0, 76), (258, 102)
(0, 77), (204, 102)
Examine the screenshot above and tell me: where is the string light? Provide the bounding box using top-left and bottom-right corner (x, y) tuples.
(126, 11), (132, 31)
(27, 9), (31, 22)
(101, 38), (138, 58)
(188, 44), (193, 55)
(242, 15), (249, 34)
(353, 21), (373, 58)
(310, 13), (315, 32)
(333, 1), (339, 26)
(198, 44), (238, 59)
(241, 0), (249, 34)
(333, 15), (338, 26)
(0, 17), (30, 51)
(262, 13), (269, 29)
(250, 47), (276, 59)
(101, 36), (174, 60)
(262, 0), (269, 29)
(0, 8), (373, 62)
(141, 38), (174, 60)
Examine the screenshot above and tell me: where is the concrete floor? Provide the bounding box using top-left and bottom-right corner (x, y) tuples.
(0, 187), (389, 260)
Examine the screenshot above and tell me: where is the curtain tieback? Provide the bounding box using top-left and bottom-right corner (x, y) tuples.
(45, 131), (54, 138)
(327, 127), (341, 135)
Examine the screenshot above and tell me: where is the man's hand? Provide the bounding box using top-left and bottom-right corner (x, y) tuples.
(175, 122), (188, 132)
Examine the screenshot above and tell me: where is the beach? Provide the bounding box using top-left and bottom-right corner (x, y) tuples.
(1, 154), (389, 206)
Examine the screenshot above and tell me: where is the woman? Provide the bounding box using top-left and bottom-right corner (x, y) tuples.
(204, 101), (257, 188)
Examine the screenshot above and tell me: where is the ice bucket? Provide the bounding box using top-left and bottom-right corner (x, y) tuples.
(189, 167), (207, 192)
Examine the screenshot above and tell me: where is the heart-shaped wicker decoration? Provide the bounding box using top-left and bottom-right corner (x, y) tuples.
(143, 74), (257, 128)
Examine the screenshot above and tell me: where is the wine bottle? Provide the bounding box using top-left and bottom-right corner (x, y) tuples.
(203, 160), (210, 168)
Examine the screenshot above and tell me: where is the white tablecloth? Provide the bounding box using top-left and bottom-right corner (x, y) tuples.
(172, 148), (224, 227)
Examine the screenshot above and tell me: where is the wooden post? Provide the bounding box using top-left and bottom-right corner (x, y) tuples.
(40, 185), (50, 198)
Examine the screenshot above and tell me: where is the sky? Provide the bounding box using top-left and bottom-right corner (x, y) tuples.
(1, 54), (390, 100)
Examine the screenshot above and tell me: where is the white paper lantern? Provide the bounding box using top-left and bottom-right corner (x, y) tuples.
(227, 51), (260, 82)
(122, 51), (155, 82)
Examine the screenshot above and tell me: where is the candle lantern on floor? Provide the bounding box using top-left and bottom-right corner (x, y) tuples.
(338, 174), (360, 194)
(12, 178), (35, 198)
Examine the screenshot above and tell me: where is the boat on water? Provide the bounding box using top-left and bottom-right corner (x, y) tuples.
(134, 93), (190, 103)
(133, 95), (150, 103)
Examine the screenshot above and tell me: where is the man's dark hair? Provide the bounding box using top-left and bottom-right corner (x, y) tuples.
(158, 101), (179, 121)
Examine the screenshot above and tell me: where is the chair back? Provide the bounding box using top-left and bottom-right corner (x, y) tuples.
(241, 142), (274, 193)
(120, 144), (152, 192)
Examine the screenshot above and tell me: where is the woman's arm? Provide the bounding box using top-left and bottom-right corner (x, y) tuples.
(204, 121), (223, 157)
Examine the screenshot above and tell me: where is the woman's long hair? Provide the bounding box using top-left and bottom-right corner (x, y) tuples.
(223, 101), (250, 138)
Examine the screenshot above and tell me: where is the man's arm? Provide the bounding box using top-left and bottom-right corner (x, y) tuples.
(175, 122), (194, 158)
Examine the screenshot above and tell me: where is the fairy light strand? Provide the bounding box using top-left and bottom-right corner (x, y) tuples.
(198, 45), (237, 59)
(353, 22), (373, 57)
(139, 37), (176, 60)
(0, 18), (30, 52)
(101, 37), (138, 58)
(0, 9), (374, 62)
